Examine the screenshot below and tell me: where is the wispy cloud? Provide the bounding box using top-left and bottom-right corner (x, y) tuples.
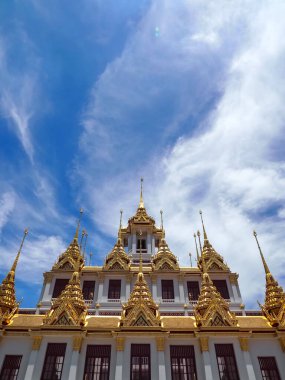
(76, 0), (285, 307)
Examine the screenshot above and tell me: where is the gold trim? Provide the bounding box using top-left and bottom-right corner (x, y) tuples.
(239, 337), (249, 351)
(32, 336), (43, 351)
(229, 274), (239, 285)
(156, 337), (165, 351)
(73, 336), (83, 352)
(199, 337), (209, 352)
(279, 337), (285, 352)
(116, 337), (125, 351)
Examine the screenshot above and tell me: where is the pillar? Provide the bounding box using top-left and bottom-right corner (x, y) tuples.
(68, 337), (83, 380)
(115, 337), (125, 380)
(199, 337), (214, 380)
(151, 275), (157, 299)
(147, 233), (152, 254)
(24, 336), (42, 380)
(178, 274), (185, 303)
(41, 273), (53, 302)
(239, 338), (257, 380)
(126, 274), (132, 300)
(132, 233), (136, 254)
(156, 337), (167, 379)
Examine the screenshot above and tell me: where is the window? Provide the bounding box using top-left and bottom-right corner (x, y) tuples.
(258, 357), (281, 380)
(0, 355), (22, 380)
(83, 281), (95, 300)
(187, 282), (200, 301)
(170, 346), (197, 380)
(108, 280), (121, 299)
(215, 344), (240, 380)
(130, 344), (151, 380)
(83, 345), (111, 380)
(161, 280), (174, 300)
(137, 238), (146, 250)
(213, 280), (230, 299)
(52, 279), (69, 298)
(123, 238), (128, 247)
(41, 343), (66, 380)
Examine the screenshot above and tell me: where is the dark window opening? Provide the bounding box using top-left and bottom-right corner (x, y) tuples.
(258, 357), (281, 380)
(215, 344), (240, 380)
(41, 343), (66, 380)
(213, 280), (230, 299)
(137, 239), (146, 250)
(82, 281), (95, 300)
(161, 280), (174, 300)
(130, 344), (151, 380)
(108, 280), (121, 299)
(83, 345), (111, 380)
(123, 238), (128, 247)
(187, 281), (200, 301)
(155, 239), (160, 248)
(170, 346), (198, 380)
(0, 355), (22, 380)
(52, 279), (69, 298)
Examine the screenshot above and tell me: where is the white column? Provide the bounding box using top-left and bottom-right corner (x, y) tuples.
(132, 233), (136, 253)
(156, 338), (167, 379)
(42, 281), (52, 302)
(126, 275), (131, 300)
(147, 233), (151, 255)
(151, 277), (157, 299)
(24, 337), (42, 380)
(239, 338), (256, 380)
(200, 338), (214, 380)
(178, 280), (185, 303)
(68, 337), (83, 380)
(115, 338), (125, 380)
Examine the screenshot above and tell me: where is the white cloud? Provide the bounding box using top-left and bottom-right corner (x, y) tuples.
(76, 0), (285, 308)
(0, 192), (16, 232)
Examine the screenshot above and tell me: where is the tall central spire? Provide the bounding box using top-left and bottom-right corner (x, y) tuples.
(74, 208), (83, 240)
(139, 177), (145, 209)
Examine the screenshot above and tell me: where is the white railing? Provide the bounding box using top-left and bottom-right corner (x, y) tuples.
(162, 299), (175, 303)
(108, 299), (121, 303)
(84, 300), (93, 306)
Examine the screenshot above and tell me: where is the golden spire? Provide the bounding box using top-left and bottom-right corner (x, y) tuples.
(197, 230), (202, 254)
(253, 230), (285, 327)
(74, 208), (83, 240)
(0, 229), (28, 325)
(194, 241), (237, 327)
(121, 250), (160, 327)
(118, 209), (123, 239)
(194, 233), (200, 262)
(152, 233), (179, 271)
(197, 211), (229, 272)
(139, 178), (145, 208)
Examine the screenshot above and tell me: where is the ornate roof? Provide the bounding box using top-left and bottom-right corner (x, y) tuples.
(197, 211), (229, 272)
(152, 238), (179, 271)
(0, 230), (28, 326)
(103, 238), (130, 271)
(43, 266), (87, 326)
(254, 231), (285, 327)
(121, 258), (160, 327)
(52, 210), (84, 271)
(194, 247), (237, 327)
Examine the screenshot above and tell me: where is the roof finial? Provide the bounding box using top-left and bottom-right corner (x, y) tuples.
(118, 209), (123, 239)
(194, 233), (200, 261)
(75, 208), (83, 240)
(83, 231), (88, 258)
(139, 178), (145, 208)
(80, 229), (86, 252)
(253, 230), (270, 274)
(197, 230), (202, 255)
(11, 228), (28, 273)
(199, 210), (208, 240)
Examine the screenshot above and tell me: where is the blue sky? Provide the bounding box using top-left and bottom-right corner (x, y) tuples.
(1, 0), (285, 308)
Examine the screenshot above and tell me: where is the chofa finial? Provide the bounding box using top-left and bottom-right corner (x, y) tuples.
(253, 230), (270, 274)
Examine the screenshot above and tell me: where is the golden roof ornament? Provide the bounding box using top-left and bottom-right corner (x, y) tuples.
(103, 210), (130, 271)
(43, 255), (87, 326)
(52, 209), (84, 270)
(194, 233), (200, 262)
(197, 211), (229, 272)
(0, 229), (28, 325)
(121, 252), (160, 327)
(152, 211), (179, 271)
(128, 178), (155, 226)
(254, 231), (285, 327)
(194, 245), (238, 327)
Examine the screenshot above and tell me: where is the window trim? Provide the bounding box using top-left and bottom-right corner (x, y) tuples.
(215, 344), (240, 380)
(187, 281), (200, 301)
(130, 344), (151, 380)
(82, 280), (96, 300)
(170, 345), (198, 380)
(108, 279), (121, 300)
(258, 356), (281, 380)
(161, 279), (175, 300)
(0, 355), (22, 380)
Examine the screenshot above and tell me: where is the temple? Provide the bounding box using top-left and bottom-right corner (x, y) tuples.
(0, 182), (284, 380)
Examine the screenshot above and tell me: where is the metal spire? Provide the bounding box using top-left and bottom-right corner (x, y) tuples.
(194, 233), (200, 261)
(199, 210), (208, 240)
(253, 230), (270, 274)
(139, 178), (145, 208)
(197, 230), (202, 255)
(11, 229), (28, 273)
(75, 208), (83, 240)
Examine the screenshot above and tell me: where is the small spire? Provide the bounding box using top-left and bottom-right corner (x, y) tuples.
(253, 230), (270, 274)
(118, 209), (123, 239)
(83, 231), (88, 258)
(194, 233), (200, 261)
(74, 208), (83, 240)
(80, 229), (86, 252)
(11, 228), (28, 273)
(189, 252), (193, 267)
(139, 178), (145, 208)
(160, 210), (163, 230)
(199, 210), (208, 240)
(197, 230), (202, 254)
(139, 250), (143, 273)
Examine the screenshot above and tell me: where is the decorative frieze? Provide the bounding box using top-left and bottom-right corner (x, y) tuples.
(229, 273), (239, 285)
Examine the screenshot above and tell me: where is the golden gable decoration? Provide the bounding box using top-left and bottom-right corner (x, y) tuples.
(103, 238), (130, 271)
(254, 231), (285, 327)
(52, 210), (84, 271)
(121, 258), (160, 327)
(152, 238), (179, 271)
(194, 247), (237, 327)
(43, 264), (87, 326)
(0, 230), (28, 326)
(198, 211), (229, 272)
